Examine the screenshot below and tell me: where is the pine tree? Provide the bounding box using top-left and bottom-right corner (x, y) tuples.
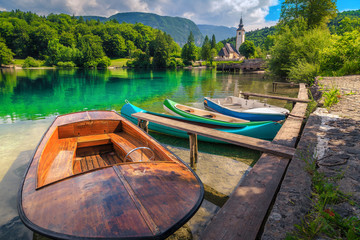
(211, 34), (216, 49)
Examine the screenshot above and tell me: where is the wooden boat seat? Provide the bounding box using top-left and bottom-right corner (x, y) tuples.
(108, 133), (154, 162)
(38, 138), (77, 187)
(76, 134), (111, 148)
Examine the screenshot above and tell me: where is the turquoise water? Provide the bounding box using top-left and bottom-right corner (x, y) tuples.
(0, 68), (298, 239)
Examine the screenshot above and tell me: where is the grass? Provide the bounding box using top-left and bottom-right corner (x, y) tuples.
(306, 90), (318, 118)
(286, 151), (360, 239)
(214, 60), (243, 64)
(110, 58), (129, 67)
(13, 59), (26, 66)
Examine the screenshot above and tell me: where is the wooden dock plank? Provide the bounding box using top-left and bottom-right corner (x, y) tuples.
(132, 113), (295, 159)
(201, 83), (308, 240)
(240, 92), (310, 103)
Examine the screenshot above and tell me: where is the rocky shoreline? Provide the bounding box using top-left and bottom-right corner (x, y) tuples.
(262, 76), (360, 239)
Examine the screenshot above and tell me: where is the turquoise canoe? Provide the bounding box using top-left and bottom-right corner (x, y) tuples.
(121, 103), (282, 142)
(163, 99), (278, 128)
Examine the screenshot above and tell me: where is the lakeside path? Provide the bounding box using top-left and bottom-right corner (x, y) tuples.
(262, 76), (360, 239)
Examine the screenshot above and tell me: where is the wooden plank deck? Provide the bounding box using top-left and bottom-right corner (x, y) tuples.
(132, 112), (295, 159)
(200, 83), (308, 240)
(240, 92), (310, 103)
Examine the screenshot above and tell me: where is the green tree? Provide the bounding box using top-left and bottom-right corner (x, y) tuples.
(45, 39), (80, 66)
(337, 17), (360, 35)
(126, 40), (136, 58)
(152, 32), (170, 68)
(59, 32), (75, 47)
(239, 40), (256, 59)
(201, 35), (211, 61)
(77, 34), (104, 67)
(129, 48), (151, 68)
(269, 18), (331, 82)
(181, 32), (197, 65)
(28, 24), (57, 58)
(280, 0), (337, 29)
(97, 56), (111, 69)
(104, 34), (127, 58)
(0, 40), (14, 65)
(215, 42), (224, 52)
(211, 34), (216, 49)
(320, 30), (360, 76)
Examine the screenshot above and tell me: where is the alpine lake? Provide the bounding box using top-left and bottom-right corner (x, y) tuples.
(0, 68), (298, 239)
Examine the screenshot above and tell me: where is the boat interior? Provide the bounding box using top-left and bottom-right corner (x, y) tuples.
(37, 119), (165, 188)
(174, 103), (248, 123)
(212, 96), (271, 110)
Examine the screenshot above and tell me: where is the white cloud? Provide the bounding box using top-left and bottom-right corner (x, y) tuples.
(0, 0), (280, 28)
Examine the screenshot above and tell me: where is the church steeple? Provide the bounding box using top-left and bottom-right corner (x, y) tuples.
(236, 15), (245, 55)
(239, 15), (244, 30)
(238, 16), (244, 30)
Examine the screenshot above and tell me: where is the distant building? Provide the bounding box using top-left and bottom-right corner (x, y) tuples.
(217, 43), (240, 60)
(216, 16), (245, 61)
(236, 16), (245, 52)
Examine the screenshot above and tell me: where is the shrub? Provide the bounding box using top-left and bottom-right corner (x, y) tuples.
(288, 61), (320, 85)
(97, 56), (111, 69)
(83, 60), (98, 68)
(22, 57), (41, 68)
(168, 59), (177, 69)
(176, 59), (185, 67)
(57, 61), (76, 68)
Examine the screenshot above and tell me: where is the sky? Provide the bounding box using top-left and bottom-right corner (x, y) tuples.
(0, 0), (359, 30)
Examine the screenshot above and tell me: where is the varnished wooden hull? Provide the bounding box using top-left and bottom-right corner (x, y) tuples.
(18, 111), (204, 239)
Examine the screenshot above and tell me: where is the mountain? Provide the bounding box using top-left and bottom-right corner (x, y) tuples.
(197, 24), (237, 42)
(82, 12), (203, 46)
(80, 16), (108, 22)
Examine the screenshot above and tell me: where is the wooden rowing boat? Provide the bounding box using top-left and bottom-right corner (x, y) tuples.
(121, 103), (281, 141)
(204, 96), (290, 121)
(18, 111), (204, 240)
(163, 99), (253, 126)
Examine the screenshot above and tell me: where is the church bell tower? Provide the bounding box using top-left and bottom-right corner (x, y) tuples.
(236, 16), (245, 52)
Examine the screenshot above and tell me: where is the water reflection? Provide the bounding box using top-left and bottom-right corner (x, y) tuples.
(0, 68), (299, 239)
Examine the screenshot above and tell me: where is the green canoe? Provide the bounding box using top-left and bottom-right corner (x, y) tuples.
(163, 99), (276, 128)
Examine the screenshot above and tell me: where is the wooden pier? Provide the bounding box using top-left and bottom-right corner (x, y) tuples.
(240, 91), (310, 103)
(132, 112), (296, 167)
(133, 83), (308, 239)
(201, 83), (308, 240)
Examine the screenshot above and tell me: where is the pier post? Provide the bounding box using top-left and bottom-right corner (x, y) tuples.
(137, 119), (149, 133)
(188, 133), (198, 168)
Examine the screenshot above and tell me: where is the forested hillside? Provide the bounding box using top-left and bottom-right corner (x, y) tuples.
(0, 10), (181, 68)
(220, 10), (360, 50)
(81, 12), (204, 47)
(220, 26), (276, 48)
(197, 24), (236, 42)
(328, 10), (360, 34)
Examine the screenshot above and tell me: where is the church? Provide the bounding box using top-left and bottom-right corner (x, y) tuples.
(217, 17), (245, 60)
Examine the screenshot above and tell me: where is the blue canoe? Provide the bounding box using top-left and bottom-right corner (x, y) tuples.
(121, 103), (282, 143)
(204, 96), (290, 121)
